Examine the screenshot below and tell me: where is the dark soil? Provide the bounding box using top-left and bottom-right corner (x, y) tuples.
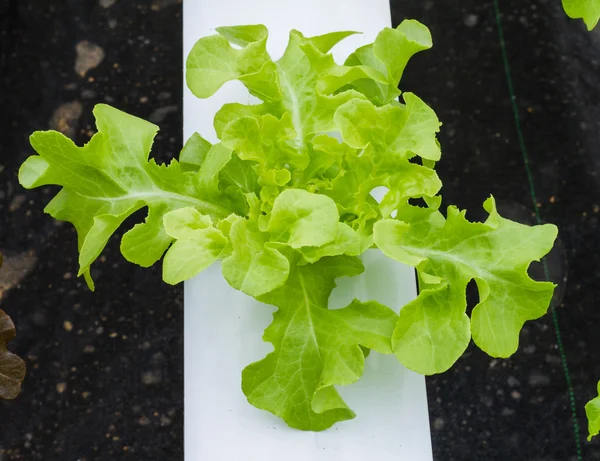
(397, 1), (600, 460)
(0, 1), (184, 460)
(0, 0), (599, 460)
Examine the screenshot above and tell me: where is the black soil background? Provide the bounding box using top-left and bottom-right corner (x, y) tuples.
(0, 0), (599, 460)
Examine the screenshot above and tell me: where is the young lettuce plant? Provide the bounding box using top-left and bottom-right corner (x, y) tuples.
(562, 0), (600, 30)
(19, 20), (558, 431)
(561, 0), (600, 441)
(587, 382), (600, 441)
(0, 254), (26, 400)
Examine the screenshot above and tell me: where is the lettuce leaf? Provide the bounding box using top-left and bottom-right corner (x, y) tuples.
(374, 197), (557, 374)
(19, 105), (235, 289)
(0, 308), (25, 400)
(162, 207), (228, 284)
(243, 256), (397, 430)
(221, 213), (291, 297)
(562, 0), (600, 30)
(20, 21), (559, 431)
(587, 382), (600, 441)
(187, 23), (436, 217)
(0, 255), (26, 400)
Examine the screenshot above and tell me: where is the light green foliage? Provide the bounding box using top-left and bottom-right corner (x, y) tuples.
(267, 189), (339, 248)
(374, 197), (557, 374)
(562, 0), (600, 30)
(20, 105), (233, 289)
(186, 25), (281, 100)
(21, 21), (558, 431)
(243, 256), (397, 430)
(335, 94), (441, 162)
(162, 208), (228, 285)
(587, 381), (600, 441)
(221, 213), (291, 297)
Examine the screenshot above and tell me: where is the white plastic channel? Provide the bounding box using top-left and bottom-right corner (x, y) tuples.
(183, 1), (434, 460)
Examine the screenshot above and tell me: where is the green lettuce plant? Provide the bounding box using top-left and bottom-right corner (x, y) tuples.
(587, 382), (600, 440)
(561, 0), (600, 443)
(19, 21), (558, 430)
(562, 0), (600, 30)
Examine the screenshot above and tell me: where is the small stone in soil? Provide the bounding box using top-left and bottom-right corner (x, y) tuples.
(528, 370), (550, 387)
(464, 14), (478, 27)
(148, 105), (178, 123)
(151, 0), (179, 11)
(75, 41), (105, 77)
(141, 371), (162, 385)
(49, 101), (83, 138)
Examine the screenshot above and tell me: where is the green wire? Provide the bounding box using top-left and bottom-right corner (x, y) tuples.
(492, 1), (583, 459)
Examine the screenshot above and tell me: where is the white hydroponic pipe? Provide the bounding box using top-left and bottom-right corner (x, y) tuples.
(183, 1), (434, 460)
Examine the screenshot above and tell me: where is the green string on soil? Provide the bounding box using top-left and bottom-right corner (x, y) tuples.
(492, 1), (583, 459)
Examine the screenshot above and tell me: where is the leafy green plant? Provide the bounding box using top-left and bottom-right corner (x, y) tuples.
(587, 382), (600, 441)
(19, 21), (558, 430)
(561, 0), (600, 443)
(0, 254), (26, 400)
(562, 0), (600, 30)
